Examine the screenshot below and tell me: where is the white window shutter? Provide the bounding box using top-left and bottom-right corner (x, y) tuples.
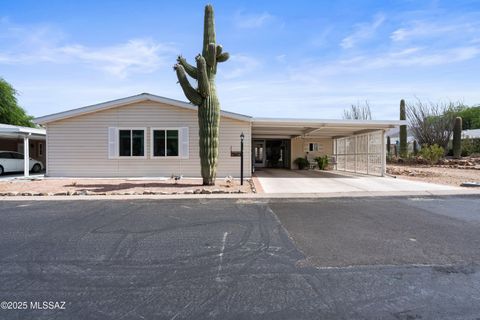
(108, 127), (118, 159)
(180, 127), (189, 159)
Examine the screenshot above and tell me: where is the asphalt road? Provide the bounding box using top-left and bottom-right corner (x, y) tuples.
(0, 197), (479, 319)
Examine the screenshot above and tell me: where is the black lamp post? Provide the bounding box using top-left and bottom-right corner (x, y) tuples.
(240, 132), (244, 185)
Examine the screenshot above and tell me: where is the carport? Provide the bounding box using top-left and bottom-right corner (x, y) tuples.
(0, 123), (46, 177)
(251, 118), (404, 176)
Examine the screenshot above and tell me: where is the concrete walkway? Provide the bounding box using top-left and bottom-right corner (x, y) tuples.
(253, 169), (464, 194)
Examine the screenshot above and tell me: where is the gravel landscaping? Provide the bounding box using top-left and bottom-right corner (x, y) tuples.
(0, 176), (254, 196)
(387, 162), (480, 187)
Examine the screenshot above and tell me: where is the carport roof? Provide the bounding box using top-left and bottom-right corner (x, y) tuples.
(0, 123), (46, 138)
(251, 118), (406, 139)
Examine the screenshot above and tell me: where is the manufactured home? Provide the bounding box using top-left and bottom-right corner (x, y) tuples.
(35, 93), (404, 178)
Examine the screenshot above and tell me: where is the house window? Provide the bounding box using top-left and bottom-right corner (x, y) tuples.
(119, 129), (145, 157)
(38, 143), (43, 156)
(309, 143), (318, 152)
(153, 129), (179, 157)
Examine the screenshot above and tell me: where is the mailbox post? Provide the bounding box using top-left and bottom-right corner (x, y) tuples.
(240, 132), (244, 185)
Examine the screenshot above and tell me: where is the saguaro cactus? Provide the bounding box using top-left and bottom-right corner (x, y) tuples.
(399, 99), (407, 158)
(386, 136), (391, 157)
(174, 5), (229, 185)
(413, 140), (418, 155)
(453, 116), (462, 159)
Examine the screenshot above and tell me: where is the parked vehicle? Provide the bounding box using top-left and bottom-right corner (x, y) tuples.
(0, 151), (44, 175)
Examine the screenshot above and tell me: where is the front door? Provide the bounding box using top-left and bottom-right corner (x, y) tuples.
(253, 140), (266, 168)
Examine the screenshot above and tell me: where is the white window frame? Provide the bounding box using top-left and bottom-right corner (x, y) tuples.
(117, 127), (147, 159)
(309, 143), (318, 152)
(150, 127), (182, 159)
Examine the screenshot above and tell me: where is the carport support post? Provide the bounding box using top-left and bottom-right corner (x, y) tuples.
(381, 130), (386, 176)
(23, 134), (30, 177)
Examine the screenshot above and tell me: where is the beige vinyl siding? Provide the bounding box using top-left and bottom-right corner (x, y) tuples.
(290, 137), (333, 169)
(46, 100), (251, 177)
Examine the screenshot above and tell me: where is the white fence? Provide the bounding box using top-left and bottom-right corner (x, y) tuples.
(334, 130), (385, 176)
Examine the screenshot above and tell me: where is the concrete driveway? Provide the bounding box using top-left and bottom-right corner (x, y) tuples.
(254, 168), (462, 194)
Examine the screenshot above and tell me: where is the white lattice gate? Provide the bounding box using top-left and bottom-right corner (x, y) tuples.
(334, 130), (385, 176)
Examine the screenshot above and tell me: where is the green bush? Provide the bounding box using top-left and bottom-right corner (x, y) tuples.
(314, 155), (329, 170)
(419, 144), (444, 164)
(294, 157), (309, 170)
(461, 138), (480, 156)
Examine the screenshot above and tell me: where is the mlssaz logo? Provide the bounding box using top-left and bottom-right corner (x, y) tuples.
(30, 301), (66, 310)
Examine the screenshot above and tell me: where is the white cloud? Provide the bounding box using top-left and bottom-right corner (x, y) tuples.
(275, 54), (287, 63)
(58, 39), (173, 78)
(341, 14), (386, 49)
(0, 19), (176, 78)
(390, 19), (480, 42)
(221, 54), (260, 79)
(233, 11), (274, 29)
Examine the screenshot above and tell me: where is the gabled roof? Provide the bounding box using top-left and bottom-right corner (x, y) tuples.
(34, 93), (252, 124)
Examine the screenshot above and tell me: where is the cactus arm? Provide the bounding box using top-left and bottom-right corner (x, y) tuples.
(177, 56), (198, 79)
(195, 55), (210, 97)
(202, 5), (216, 57)
(216, 52), (229, 63)
(206, 43), (217, 67)
(216, 45), (223, 56)
(174, 64), (202, 105)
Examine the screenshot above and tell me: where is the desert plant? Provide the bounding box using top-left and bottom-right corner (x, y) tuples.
(452, 117), (462, 159)
(294, 157), (309, 170)
(343, 101), (372, 120)
(399, 99), (408, 158)
(419, 144), (444, 164)
(407, 100), (460, 151)
(413, 140), (418, 155)
(314, 155), (329, 170)
(174, 5), (229, 185)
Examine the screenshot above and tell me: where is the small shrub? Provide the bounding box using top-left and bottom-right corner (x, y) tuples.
(419, 144), (444, 164)
(461, 138), (480, 157)
(314, 155), (329, 170)
(294, 157), (309, 170)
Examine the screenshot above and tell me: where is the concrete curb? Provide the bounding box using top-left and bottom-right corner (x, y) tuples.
(1, 189), (479, 201)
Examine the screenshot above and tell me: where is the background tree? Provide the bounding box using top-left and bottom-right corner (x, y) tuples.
(399, 99), (407, 158)
(342, 101), (372, 120)
(406, 100), (459, 151)
(174, 5), (229, 185)
(457, 105), (480, 130)
(0, 78), (34, 127)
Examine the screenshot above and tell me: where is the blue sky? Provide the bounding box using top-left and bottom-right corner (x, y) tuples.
(1, 0), (479, 120)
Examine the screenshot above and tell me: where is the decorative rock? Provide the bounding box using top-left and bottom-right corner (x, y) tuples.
(7, 192), (19, 196)
(200, 189), (212, 194)
(54, 192), (68, 196)
(194, 189), (202, 194)
(183, 190), (194, 194)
